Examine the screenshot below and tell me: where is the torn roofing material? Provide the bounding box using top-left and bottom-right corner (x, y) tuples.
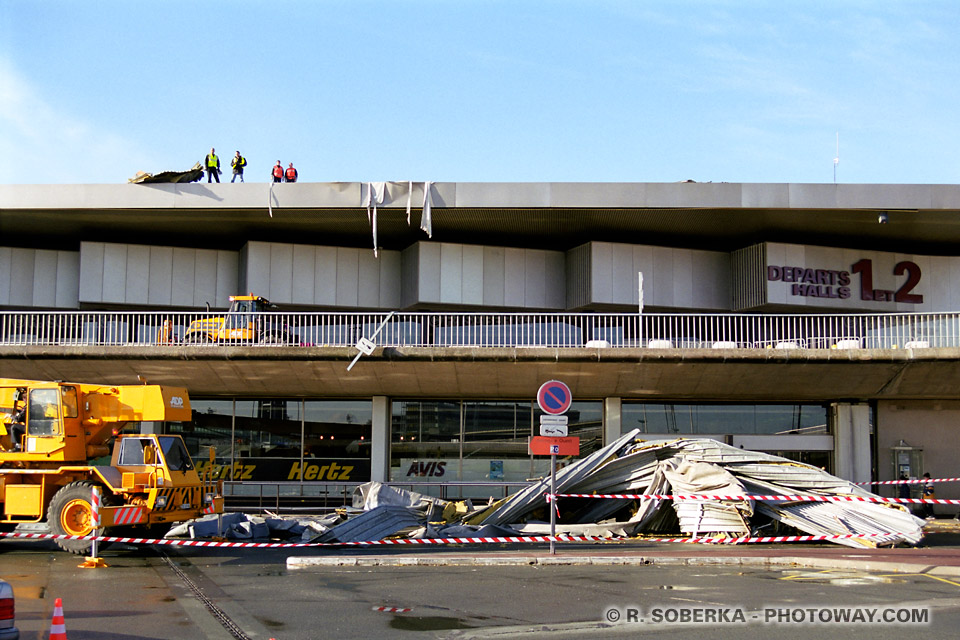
(128, 162), (204, 184)
(317, 505), (425, 543)
(473, 433), (925, 548)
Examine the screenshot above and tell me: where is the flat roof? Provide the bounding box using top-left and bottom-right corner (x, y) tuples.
(3, 182), (960, 254)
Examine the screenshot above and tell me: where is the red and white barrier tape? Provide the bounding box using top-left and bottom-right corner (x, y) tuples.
(856, 477), (960, 486)
(0, 530), (894, 548)
(548, 492), (960, 505)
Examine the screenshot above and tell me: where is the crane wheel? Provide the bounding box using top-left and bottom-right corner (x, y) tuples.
(48, 481), (107, 555)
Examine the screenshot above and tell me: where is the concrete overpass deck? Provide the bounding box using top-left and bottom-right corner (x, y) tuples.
(2, 345), (958, 400)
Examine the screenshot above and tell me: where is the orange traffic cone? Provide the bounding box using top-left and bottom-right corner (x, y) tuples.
(50, 597), (67, 639)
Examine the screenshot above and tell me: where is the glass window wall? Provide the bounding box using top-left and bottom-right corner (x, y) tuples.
(622, 403), (829, 436)
(391, 399), (603, 486)
(168, 398), (372, 482)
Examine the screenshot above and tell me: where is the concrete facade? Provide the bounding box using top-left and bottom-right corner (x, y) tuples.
(3, 181), (960, 499)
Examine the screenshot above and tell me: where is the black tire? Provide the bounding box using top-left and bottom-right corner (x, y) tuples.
(183, 332), (213, 344)
(47, 481), (108, 555)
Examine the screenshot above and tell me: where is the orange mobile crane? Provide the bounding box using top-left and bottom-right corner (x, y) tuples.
(0, 378), (223, 553)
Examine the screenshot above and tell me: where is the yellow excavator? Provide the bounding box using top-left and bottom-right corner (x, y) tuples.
(0, 378), (223, 554)
(181, 294), (295, 344)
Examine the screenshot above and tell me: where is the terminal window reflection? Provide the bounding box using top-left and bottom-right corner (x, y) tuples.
(391, 399), (603, 485)
(169, 398), (372, 482)
(622, 403), (828, 436)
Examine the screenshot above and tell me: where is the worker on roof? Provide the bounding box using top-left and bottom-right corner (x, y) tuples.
(205, 148), (221, 183)
(285, 163), (298, 183)
(231, 151), (247, 183)
(272, 161), (284, 183)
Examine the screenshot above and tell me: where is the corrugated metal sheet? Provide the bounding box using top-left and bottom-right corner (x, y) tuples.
(473, 435), (925, 546)
(317, 505), (425, 543)
(731, 243), (767, 311)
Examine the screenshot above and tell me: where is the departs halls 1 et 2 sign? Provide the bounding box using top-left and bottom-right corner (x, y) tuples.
(750, 242), (960, 311)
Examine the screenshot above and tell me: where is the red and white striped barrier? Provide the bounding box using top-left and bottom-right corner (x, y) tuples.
(112, 506), (146, 526)
(547, 492), (960, 505)
(856, 477), (960, 486)
(372, 606), (412, 613)
(0, 529), (894, 549)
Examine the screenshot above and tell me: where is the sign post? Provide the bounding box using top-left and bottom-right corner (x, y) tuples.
(347, 311), (395, 372)
(535, 380), (575, 555)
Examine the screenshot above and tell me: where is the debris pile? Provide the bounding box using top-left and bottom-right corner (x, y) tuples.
(128, 162), (204, 184)
(173, 431), (925, 549)
(465, 431), (925, 548)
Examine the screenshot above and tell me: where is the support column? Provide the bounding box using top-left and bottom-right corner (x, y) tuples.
(370, 396), (390, 483)
(140, 421), (161, 434)
(604, 397), (622, 446)
(833, 403), (871, 483)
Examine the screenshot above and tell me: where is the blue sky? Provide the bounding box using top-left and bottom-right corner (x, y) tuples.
(1, 1), (958, 185)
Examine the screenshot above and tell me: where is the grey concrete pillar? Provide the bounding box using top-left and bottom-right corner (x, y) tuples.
(140, 421), (161, 434)
(371, 396), (390, 482)
(604, 397), (622, 446)
(833, 403), (871, 483)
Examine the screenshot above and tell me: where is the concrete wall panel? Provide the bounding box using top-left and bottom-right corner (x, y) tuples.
(192, 250), (220, 308)
(0, 249), (11, 305)
(10, 249), (35, 306)
(482, 247), (505, 307)
(462, 245), (484, 306)
(55, 251), (80, 308)
(269, 244), (294, 304)
(170, 248), (196, 307)
(335, 248), (360, 308)
(79, 242), (104, 303)
(417, 243), (442, 304)
(401, 245), (419, 308)
(503, 248), (526, 307)
(379, 251), (402, 308)
(102, 244), (127, 304)
(124, 245), (150, 305)
(148, 246), (173, 306)
(32, 250), (58, 308)
(315, 246), (338, 306)
(439, 244), (463, 304)
(292, 245), (316, 306)
(357, 251), (382, 308)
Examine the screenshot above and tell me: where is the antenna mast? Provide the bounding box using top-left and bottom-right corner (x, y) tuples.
(833, 132), (839, 183)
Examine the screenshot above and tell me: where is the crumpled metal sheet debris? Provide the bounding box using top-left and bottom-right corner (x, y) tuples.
(171, 434), (924, 549)
(317, 505), (425, 543)
(474, 432), (925, 548)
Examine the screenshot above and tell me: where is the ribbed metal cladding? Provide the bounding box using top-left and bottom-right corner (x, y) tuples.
(732, 244), (767, 311)
(565, 243), (591, 309)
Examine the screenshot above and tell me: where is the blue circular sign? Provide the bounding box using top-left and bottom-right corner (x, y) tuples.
(537, 380), (572, 415)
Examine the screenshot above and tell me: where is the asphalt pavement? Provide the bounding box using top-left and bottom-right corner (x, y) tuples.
(287, 519), (960, 577)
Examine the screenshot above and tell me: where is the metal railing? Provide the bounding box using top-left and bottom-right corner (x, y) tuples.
(1, 310), (959, 350)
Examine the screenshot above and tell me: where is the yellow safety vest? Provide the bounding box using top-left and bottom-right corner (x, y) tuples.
(207, 154), (219, 168)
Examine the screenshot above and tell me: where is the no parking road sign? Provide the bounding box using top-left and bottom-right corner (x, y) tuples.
(537, 380), (572, 415)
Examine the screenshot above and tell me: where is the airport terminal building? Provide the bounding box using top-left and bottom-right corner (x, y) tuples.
(2, 181), (959, 510)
